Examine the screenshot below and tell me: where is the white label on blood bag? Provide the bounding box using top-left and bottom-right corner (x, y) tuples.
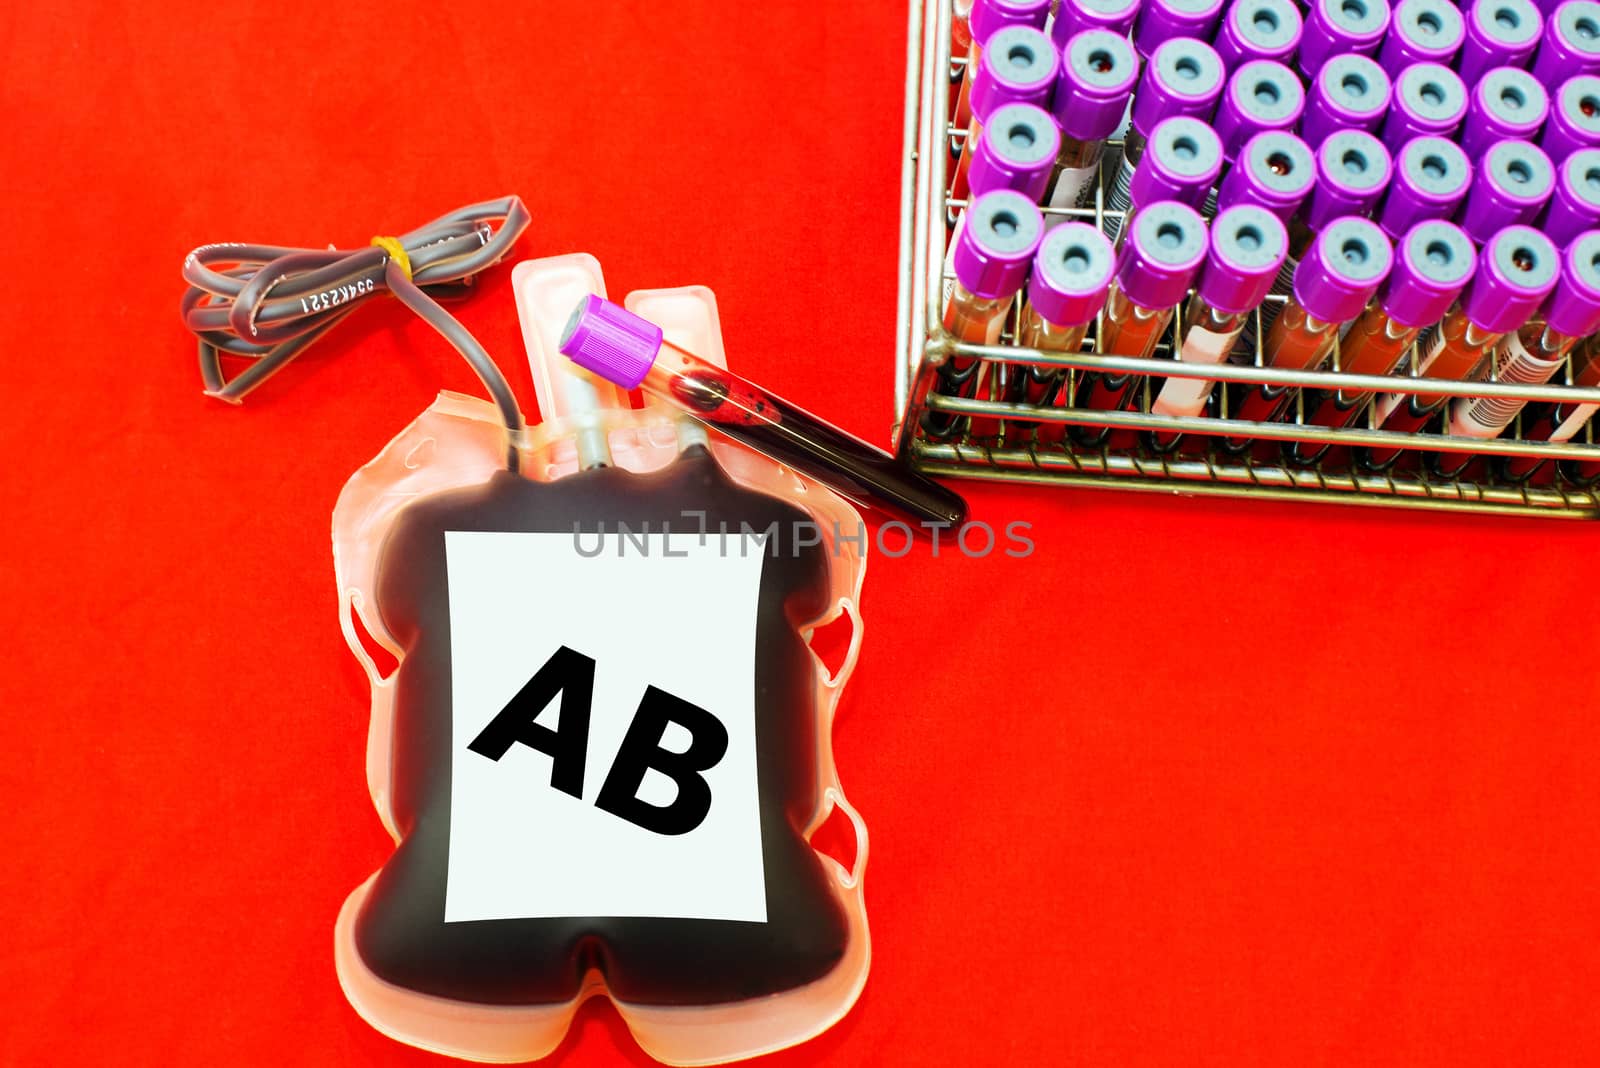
(1451, 332), (1562, 439)
(442, 530), (768, 924)
(1048, 164), (1099, 210)
(1153, 325), (1234, 417)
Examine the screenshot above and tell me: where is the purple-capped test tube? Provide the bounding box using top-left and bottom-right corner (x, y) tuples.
(1533, 2), (1600, 89)
(1134, 0), (1225, 59)
(1381, 0), (1465, 74)
(1460, 0), (1544, 86)
(1044, 29), (1139, 211)
(1303, 54), (1392, 145)
(1542, 146), (1600, 243)
(1218, 131), (1318, 224)
(1459, 139), (1557, 242)
(1379, 136), (1474, 240)
(1113, 116), (1225, 243)
(1306, 130), (1394, 230)
(1381, 63), (1470, 151)
(1019, 223), (1117, 409)
(1461, 67), (1551, 157)
(967, 103), (1062, 202)
(950, 25), (1059, 202)
(1543, 74), (1600, 162)
(1106, 38), (1225, 215)
(1215, 60), (1306, 169)
(953, 0), (1053, 130)
(1215, 0), (1303, 68)
(1300, 0), (1393, 80)
(1051, 0), (1143, 47)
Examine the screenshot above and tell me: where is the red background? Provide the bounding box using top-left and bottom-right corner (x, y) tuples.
(4, 1), (1599, 1064)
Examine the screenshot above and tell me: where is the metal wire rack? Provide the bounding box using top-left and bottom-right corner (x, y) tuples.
(891, 0), (1600, 518)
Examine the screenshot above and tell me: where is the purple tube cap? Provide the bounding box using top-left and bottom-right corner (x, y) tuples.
(1301, 0), (1393, 77)
(1548, 147), (1600, 244)
(1464, 225), (1561, 331)
(1309, 54), (1392, 134)
(952, 190), (1047, 300)
(1534, 2), (1600, 88)
(561, 294), (663, 390)
(1220, 131), (1316, 221)
(1380, 136), (1473, 238)
(970, 0), (1053, 43)
(1544, 74), (1600, 160)
(1308, 130), (1393, 229)
(1051, 0), (1143, 47)
(1135, 0), (1226, 58)
(1119, 201), (1210, 309)
(1217, 60), (1306, 160)
(1465, 67), (1551, 154)
(1381, 0), (1466, 75)
(1466, 0), (1543, 56)
(1292, 217), (1395, 322)
(1381, 220), (1478, 328)
(1199, 205), (1289, 314)
(1131, 37), (1226, 137)
(1055, 30), (1141, 140)
(1131, 117), (1225, 210)
(1217, 0), (1303, 68)
(1389, 63), (1471, 137)
(972, 26), (1059, 121)
(1461, 139), (1557, 240)
(970, 103), (1062, 200)
(1028, 223), (1117, 326)
(1545, 230), (1600, 333)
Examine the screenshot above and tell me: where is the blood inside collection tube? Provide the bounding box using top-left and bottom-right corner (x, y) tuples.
(1363, 226), (1559, 469)
(559, 296), (969, 527)
(1074, 202), (1209, 445)
(1106, 38), (1226, 219)
(1459, 0), (1544, 87)
(1044, 29), (1139, 213)
(1225, 217), (1394, 447)
(1151, 205), (1288, 446)
(1292, 220), (1476, 464)
(1439, 230), (1600, 475)
(1214, 0), (1304, 70)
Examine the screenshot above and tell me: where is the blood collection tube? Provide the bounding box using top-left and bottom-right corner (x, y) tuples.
(1302, 54), (1392, 146)
(559, 296), (969, 527)
(931, 191), (1046, 440)
(1291, 220), (1476, 463)
(1225, 217), (1394, 444)
(1381, 63), (1470, 152)
(1460, 67), (1551, 158)
(1531, 2), (1600, 88)
(1215, 0), (1304, 69)
(1381, 0), (1466, 74)
(1503, 234), (1600, 479)
(1542, 74), (1600, 163)
(1112, 116), (1224, 245)
(1051, 0), (1143, 48)
(952, 0), (1053, 133)
(1459, 0), (1544, 86)
(966, 103), (1063, 203)
(1458, 139), (1556, 243)
(1542, 147), (1600, 244)
(950, 26), (1059, 204)
(1363, 226), (1559, 469)
(1299, 0), (1393, 80)
(1073, 202), (1209, 443)
(1019, 223), (1117, 411)
(1277, 130), (1392, 293)
(1217, 131), (1317, 225)
(1134, 0), (1225, 60)
(1438, 230), (1600, 474)
(1106, 38), (1226, 217)
(1044, 29), (1139, 212)
(1214, 60), (1307, 179)
(1151, 205), (1288, 438)
(1378, 136), (1473, 241)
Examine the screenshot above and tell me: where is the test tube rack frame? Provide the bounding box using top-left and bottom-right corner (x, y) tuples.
(892, 0), (1600, 519)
